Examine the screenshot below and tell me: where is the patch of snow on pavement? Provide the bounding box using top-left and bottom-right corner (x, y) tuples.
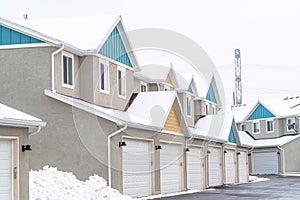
(249, 175), (270, 183)
(30, 166), (132, 200)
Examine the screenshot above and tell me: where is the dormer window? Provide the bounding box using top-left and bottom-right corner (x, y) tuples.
(140, 82), (147, 92)
(253, 121), (260, 134)
(266, 120), (274, 133)
(186, 96), (191, 116)
(62, 52), (74, 88)
(117, 67), (126, 98)
(100, 63), (109, 94)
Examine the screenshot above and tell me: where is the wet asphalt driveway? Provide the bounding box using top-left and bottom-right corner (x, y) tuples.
(158, 176), (300, 200)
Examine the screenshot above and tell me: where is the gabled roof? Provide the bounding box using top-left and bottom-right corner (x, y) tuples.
(234, 96), (300, 122)
(45, 90), (190, 136)
(205, 75), (220, 104)
(187, 75), (199, 96)
(0, 103), (46, 127)
(238, 131), (300, 148)
(134, 64), (171, 82)
(0, 16), (139, 67)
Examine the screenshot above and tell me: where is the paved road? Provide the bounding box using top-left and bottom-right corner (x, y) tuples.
(158, 176), (300, 200)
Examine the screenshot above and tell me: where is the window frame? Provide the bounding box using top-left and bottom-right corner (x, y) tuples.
(99, 62), (110, 94)
(241, 123), (246, 131)
(266, 119), (274, 133)
(140, 81), (147, 92)
(252, 121), (260, 134)
(186, 96), (191, 117)
(117, 66), (126, 99)
(287, 118), (296, 131)
(61, 51), (74, 89)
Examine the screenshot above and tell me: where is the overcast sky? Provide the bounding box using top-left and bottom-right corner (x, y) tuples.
(2, 0), (300, 105)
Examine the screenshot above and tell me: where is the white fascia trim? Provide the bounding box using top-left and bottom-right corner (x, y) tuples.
(0, 119), (46, 128)
(191, 133), (227, 143)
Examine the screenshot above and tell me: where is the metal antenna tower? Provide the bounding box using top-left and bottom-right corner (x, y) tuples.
(234, 49), (242, 106)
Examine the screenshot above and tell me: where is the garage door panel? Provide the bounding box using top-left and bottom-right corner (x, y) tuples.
(208, 147), (222, 187)
(253, 152), (278, 174)
(160, 143), (181, 194)
(0, 140), (11, 200)
(238, 152), (248, 183)
(123, 139), (152, 198)
(187, 147), (204, 190)
(225, 149), (235, 184)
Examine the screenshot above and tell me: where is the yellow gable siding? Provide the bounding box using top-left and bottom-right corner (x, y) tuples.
(165, 75), (173, 86)
(163, 106), (182, 134)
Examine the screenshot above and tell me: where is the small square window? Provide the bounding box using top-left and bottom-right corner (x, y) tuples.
(287, 118), (295, 131)
(266, 120), (274, 133)
(253, 121), (260, 134)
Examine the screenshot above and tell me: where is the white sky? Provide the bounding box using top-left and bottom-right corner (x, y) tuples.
(2, 0), (300, 105)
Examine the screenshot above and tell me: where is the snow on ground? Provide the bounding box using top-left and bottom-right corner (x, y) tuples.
(136, 189), (204, 200)
(30, 166), (132, 200)
(249, 175), (270, 183)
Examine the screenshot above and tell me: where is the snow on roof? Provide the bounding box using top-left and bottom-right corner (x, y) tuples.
(233, 96), (300, 122)
(238, 131), (300, 148)
(0, 103), (45, 127)
(16, 15), (120, 50)
(190, 113), (234, 142)
(45, 90), (180, 131)
(134, 64), (171, 82)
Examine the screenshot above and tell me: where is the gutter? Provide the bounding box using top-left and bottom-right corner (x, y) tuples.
(29, 126), (42, 137)
(277, 146), (285, 173)
(108, 124), (128, 187)
(51, 44), (64, 92)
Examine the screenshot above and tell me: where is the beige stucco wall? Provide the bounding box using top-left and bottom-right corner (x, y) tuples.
(282, 137), (300, 172)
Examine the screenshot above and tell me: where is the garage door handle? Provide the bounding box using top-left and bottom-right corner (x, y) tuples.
(13, 167), (17, 179)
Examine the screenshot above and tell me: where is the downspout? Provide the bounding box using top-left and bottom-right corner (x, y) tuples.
(277, 146), (285, 174)
(156, 82), (161, 91)
(51, 44), (65, 92)
(29, 126), (42, 137)
(108, 124), (128, 187)
(248, 146), (254, 174)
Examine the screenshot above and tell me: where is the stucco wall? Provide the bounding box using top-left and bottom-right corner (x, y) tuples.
(282, 137), (300, 172)
(0, 126), (30, 200)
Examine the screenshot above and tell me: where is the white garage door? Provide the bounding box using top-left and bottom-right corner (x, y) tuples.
(208, 146), (222, 187)
(186, 146), (204, 190)
(160, 143), (181, 194)
(238, 151), (248, 184)
(225, 149), (235, 185)
(253, 152), (278, 174)
(123, 138), (152, 198)
(0, 140), (11, 200)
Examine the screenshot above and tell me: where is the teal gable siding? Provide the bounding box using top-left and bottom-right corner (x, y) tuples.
(228, 128), (236, 143)
(99, 26), (133, 67)
(247, 103), (275, 120)
(187, 84), (193, 93)
(206, 83), (217, 103)
(0, 25), (44, 45)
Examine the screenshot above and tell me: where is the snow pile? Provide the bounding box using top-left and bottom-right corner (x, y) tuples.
(249, 175), (270, 183)
(30, 166), (132, 200)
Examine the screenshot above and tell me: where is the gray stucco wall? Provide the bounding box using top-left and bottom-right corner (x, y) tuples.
(0, 46), (119, 181)
(282, 137), (300, 172)
(0, 126), (30, 200)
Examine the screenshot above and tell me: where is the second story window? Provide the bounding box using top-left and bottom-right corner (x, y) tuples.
(186, 96), (191, 116)
(100, 63), (109, 93)
(266, 120), (274, 133)
(140, 82), (147, 92)
(118, 67), (126, 98)
(241, 124), (246, 131)
(253, 121), (260, 134)
(287, 118), (295, 131)
(62, 53), (74, 88)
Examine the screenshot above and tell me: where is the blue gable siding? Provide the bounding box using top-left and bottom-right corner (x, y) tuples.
(228, 128), (236, 143)
(206, 83), (217, 103)
(99, 26), (132, 67)
(187, 84), (193, 93)
(0, 25), (44, 45)
(247, 103), (275, 120)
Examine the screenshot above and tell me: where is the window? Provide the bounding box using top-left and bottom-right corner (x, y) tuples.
(186, 96), (191, 116)
(253, 121), (260, 134)
(241, 124), (246, 131)
(266, 120), (274, 133)
(140, 83), (147, 92)
(287, 118), (296, 131)
(100, 63), (109, 93)
(205, 104), (209, 115)
(62, 53), (74, 88)
(118, 67), (126, 97)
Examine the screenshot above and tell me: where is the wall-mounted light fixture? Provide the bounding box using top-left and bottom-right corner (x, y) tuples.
(224, 150), (227, 154)
(185, 148), (190, 152)
(22, 145), (32, 152)
(207, 150), (211, 154)
(277, 152), (281, 155)
(155, 145), (162, 150)
(248, 153), (251, 156)
(119, 141), (126, 147)
(237, 152), (241, 155)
